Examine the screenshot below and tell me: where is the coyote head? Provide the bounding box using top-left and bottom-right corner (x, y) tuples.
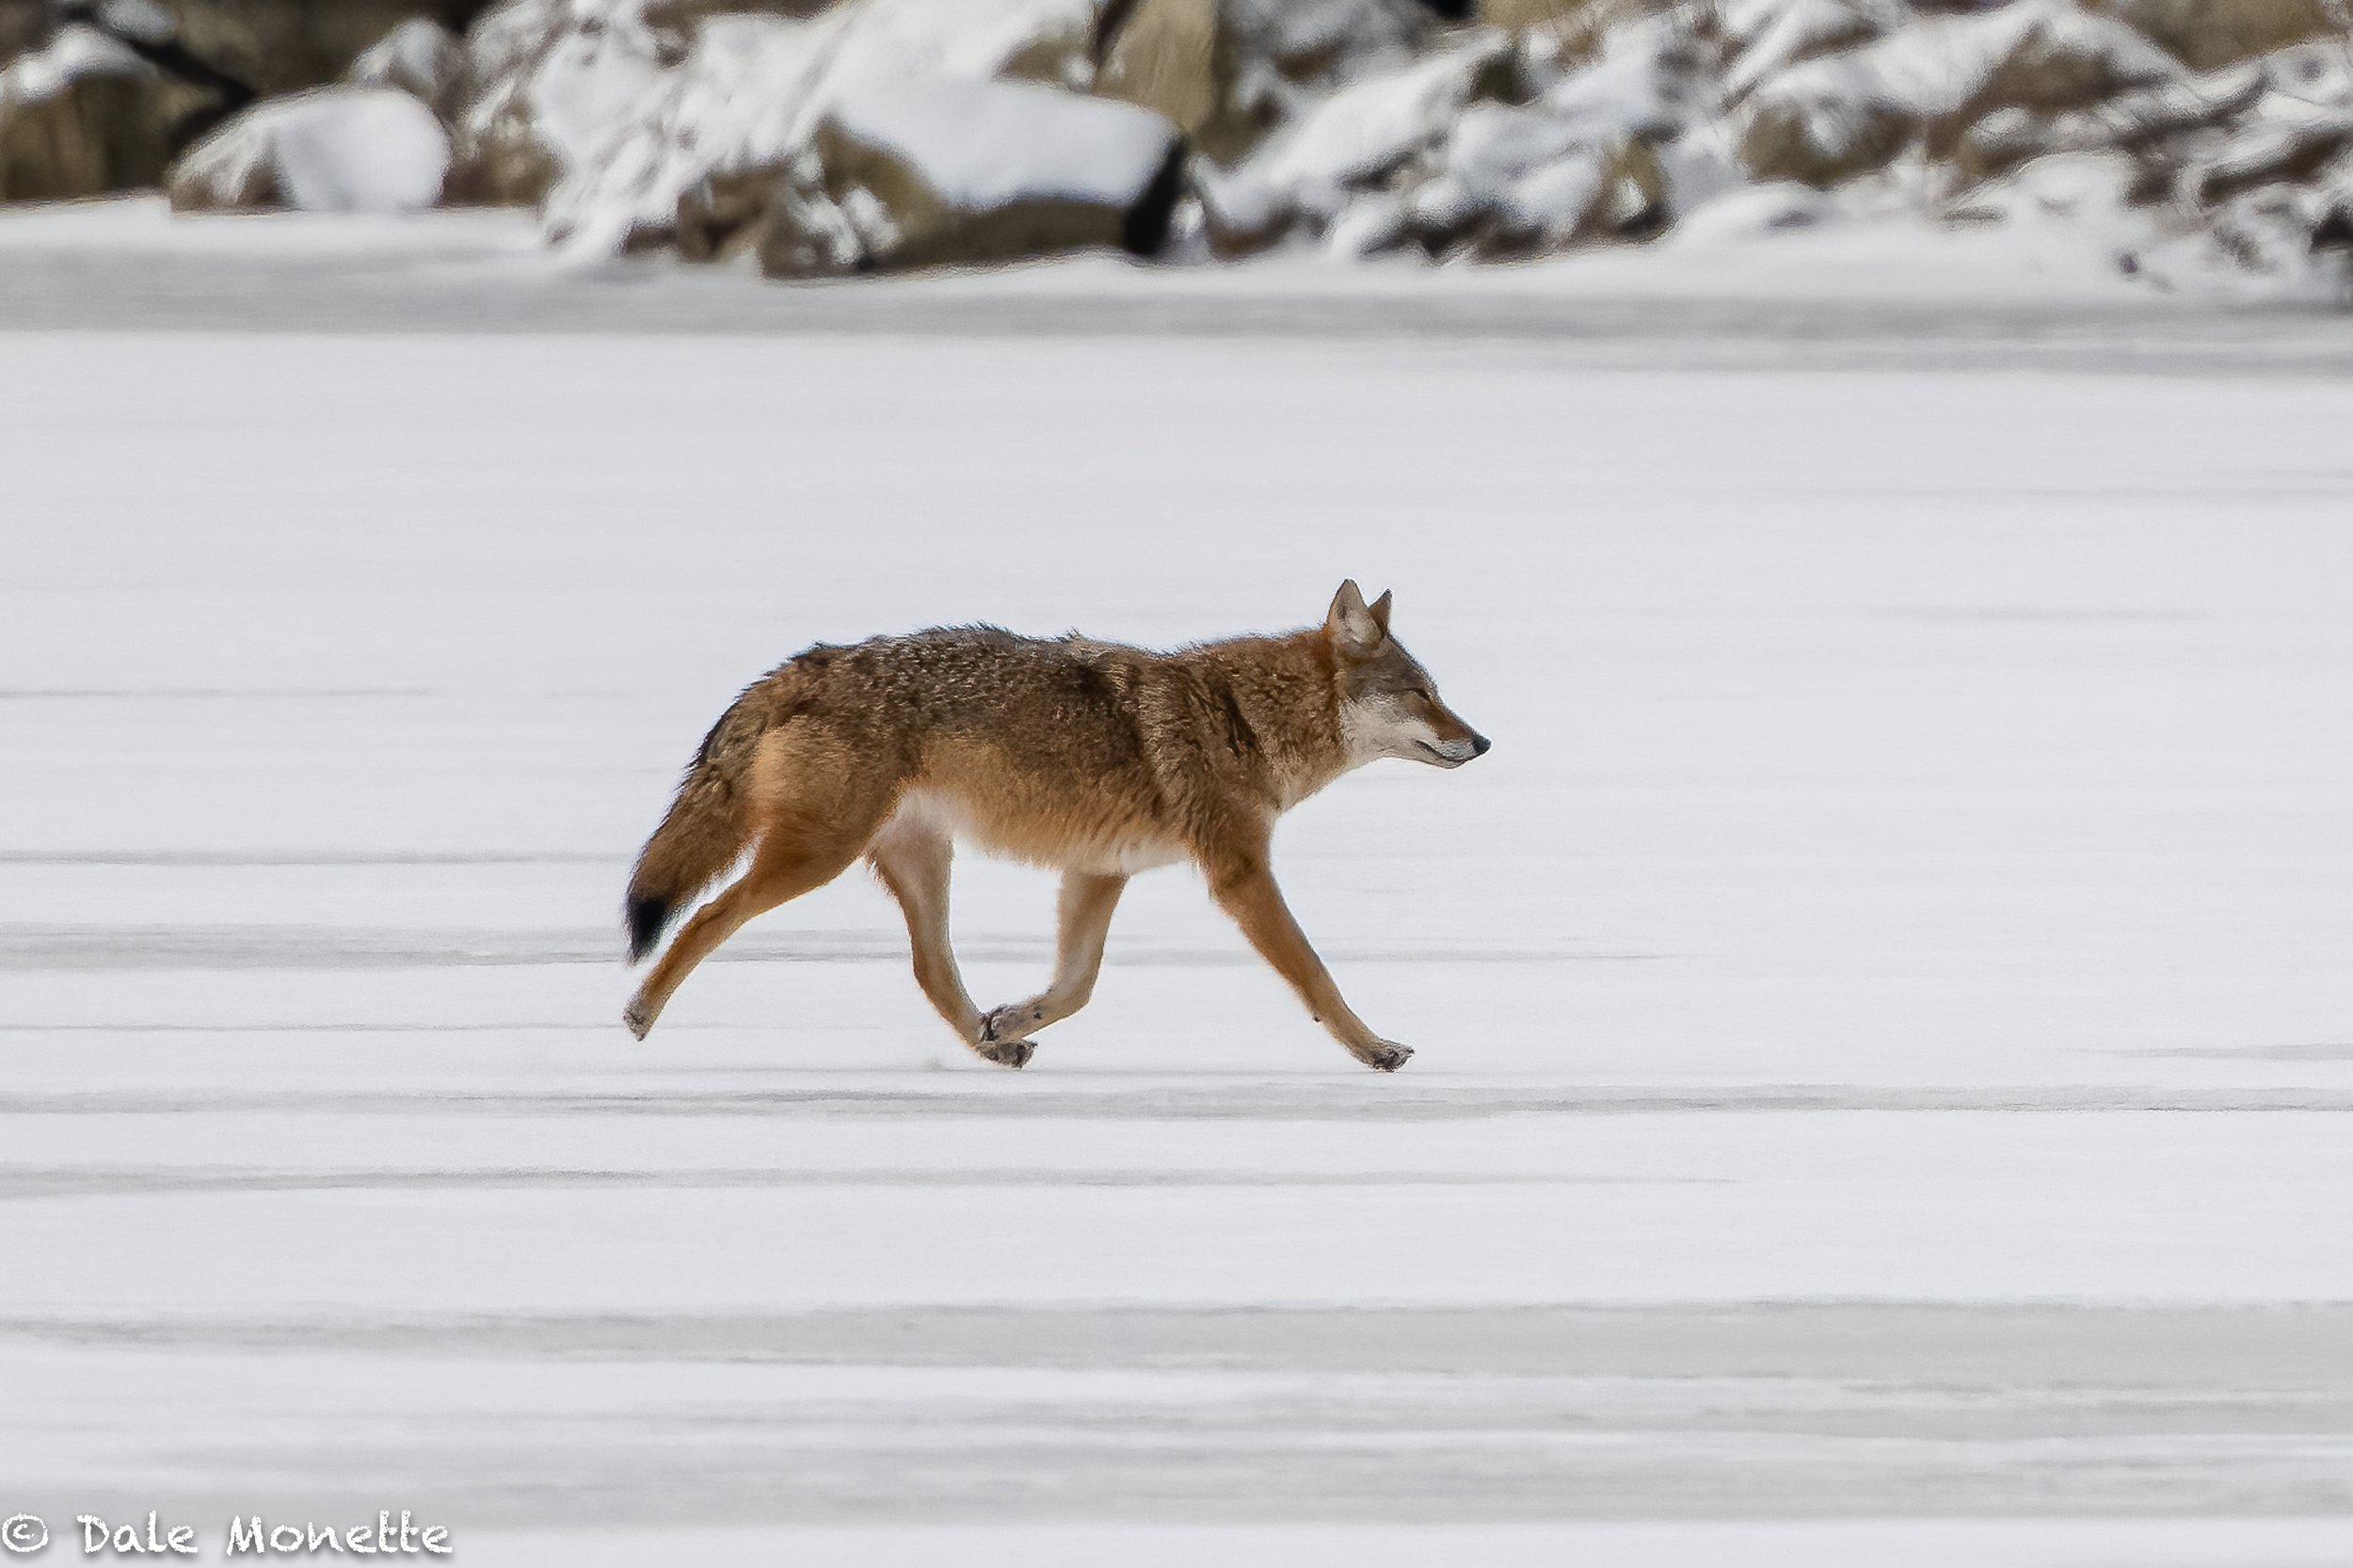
(1325, 581), (1491, 769)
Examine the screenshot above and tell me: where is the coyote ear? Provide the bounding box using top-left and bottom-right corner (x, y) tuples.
(1368, 589), (1392, 634)
(1326, 580), (1382, 655)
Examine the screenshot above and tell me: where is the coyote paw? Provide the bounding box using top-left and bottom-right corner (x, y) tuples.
(622, 996), (656, 1041)
(981, 1001), (1048, 1043)
(975, 1006), (1038, 1068)
(975, 1034), (1035, 1069)
(1353, 1040), (1413, 1073)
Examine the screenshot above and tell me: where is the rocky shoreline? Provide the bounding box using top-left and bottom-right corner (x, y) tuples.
(2, 0), (2347, 294)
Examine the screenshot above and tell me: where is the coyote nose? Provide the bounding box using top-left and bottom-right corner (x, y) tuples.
(1470, 733), (1492, 758)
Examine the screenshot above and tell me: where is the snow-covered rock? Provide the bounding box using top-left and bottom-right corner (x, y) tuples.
(0, 24), (185, 201)
(1198, 32), (1520, 246)
(14, 0), (2327, 297)
(2189, 102), (2353, 201)
(1199, 11), (1710, 258)
(1258, 32), (1519, 192)
(1666, 174), (1839, 240)
(558, 13), (826, 246)
(759, 73), (1185, 276)
(445, 0), (669, 207)
(1950, 59), (2264, 181)
(1724, 0), (1897, 102)
(543, 0), (1128, 247)
(166, 86), (450, 212)
(1740, 0), (2183, 184)
(349, 18), (467, 121)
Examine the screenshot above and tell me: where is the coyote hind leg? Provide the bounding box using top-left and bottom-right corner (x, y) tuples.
(624, 821), (872, 1040)
(869, 816), (1020, 1066)
(980, 871), (1128, 1051)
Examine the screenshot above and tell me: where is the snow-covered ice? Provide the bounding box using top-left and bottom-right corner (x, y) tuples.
(2, 222), (2351, 1563)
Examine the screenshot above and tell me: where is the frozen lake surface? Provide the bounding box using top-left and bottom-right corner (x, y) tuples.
(3, 218), (2352, 1562)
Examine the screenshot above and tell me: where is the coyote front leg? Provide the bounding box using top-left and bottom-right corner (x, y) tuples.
(1208, 858), (1411, 1072)
(981, 871), (1128, 1050)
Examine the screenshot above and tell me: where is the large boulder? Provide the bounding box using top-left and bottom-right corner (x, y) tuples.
(0, 24), (212, 200)
(545, 0), (1478, 254)
(167, 85), (451, 211)
(546, 0), (1129, 248)
(759, 73), (1184, 275)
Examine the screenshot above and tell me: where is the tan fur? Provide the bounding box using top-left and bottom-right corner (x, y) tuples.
(622, 582), (1488, 1071)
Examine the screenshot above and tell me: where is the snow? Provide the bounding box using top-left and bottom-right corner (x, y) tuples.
(348, 18), (464, 105)
(4, 232), (2353, 1561)
(1210, 16), (1722, 255)
(1541, 17), (1696, 139)
(1667, 177), (1840, 240)
(1257, 35), (1515, 196)
(525, 22), (667, 177)
(7, 192), (2343, 313)
(172, 89), (453, 215)
(545, 16), (837, 250)
(1226, 0), (1429, 79)
(1756, 0), (2183, 123)
(0, 24), (144, 106)
(824, 0), (1105, 86)
(1724, 0), (1888, 100)
(831, 75), (1177, 208)
(452, 0), (670, 212)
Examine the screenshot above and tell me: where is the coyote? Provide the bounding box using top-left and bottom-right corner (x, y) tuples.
(622, 582), (1489, 1070)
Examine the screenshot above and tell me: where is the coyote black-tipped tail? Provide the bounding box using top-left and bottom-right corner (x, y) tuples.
(623, 771), (750, 964)
(623, 677), (784, 963)
(627, 895), (672, 963)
